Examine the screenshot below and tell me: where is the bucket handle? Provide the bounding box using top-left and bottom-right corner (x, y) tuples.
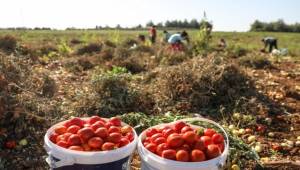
(46, 151), (76, 168)
(175, 117), (229, 168)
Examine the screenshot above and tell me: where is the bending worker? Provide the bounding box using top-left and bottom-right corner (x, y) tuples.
(262, 37), (278, 53)
(167, 31), (189, 51)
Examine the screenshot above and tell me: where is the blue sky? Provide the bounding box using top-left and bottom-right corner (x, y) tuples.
(0, 0), (299, 31)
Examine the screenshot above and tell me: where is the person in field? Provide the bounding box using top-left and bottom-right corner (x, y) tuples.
(218, 38), (227, 49)
(138, 34), (146, 43)
(167, 31), (189, 51)
(149, 25), (157, 44)
(163, 30), (171, 43)
(261, 37), (278, 53)
(130, 34), (146, 50)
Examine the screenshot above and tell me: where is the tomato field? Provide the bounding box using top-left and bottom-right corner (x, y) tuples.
(0, 30), (299, 170)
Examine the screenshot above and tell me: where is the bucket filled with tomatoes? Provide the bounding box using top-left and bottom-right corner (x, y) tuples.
(44, 116), (137, 170)
(137, 117), (229, 170)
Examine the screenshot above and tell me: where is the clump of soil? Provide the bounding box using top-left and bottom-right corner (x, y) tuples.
(38, 44), (58, 55)
(77, 43), (102, 55)
(70, 38), (83, 44)
(0, 35), (17, 53)
(78, 58), (94, 70)
(103, 40), (117, 48)
(239, 55), (272, 69)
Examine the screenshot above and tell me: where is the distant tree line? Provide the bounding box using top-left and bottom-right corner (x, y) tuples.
(145, 19), (210, 29)
(94, 19), (210, 30)
(250, 19), (300, 32)
(0, 27), (52, 30)
(0, 19), (211, 30)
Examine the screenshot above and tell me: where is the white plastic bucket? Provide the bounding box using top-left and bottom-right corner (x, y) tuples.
(44, 118), (138, 170)
(137, 117), (229, 170)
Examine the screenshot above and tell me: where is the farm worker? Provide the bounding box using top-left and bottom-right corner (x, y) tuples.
(129, 34), (146, 50)
(167, 31), (189, 51)
(149, 25), (157, 44)
(163, 30), (171, 42)
(261, 37), (278, 53)
(138, 34), (146, 44)
(218, 38), (227, 49)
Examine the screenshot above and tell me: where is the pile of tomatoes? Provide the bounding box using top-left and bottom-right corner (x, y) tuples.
(142, 121), (225, 162)
(49, 116), (134, 151)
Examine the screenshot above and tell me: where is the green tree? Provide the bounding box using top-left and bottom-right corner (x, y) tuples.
(146, 21), (154, 27)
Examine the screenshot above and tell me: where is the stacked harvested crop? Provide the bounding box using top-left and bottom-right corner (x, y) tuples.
(144, 55), (255, 114)
(0, 53), (56, 169)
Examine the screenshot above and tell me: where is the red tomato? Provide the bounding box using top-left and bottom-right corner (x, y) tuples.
(212, 133), (224, 144)
(154, 137), (166, 145)
(77, 127), (95, 141)
(272, 144), (282, 151)
(82, 143), (92, 151)
(181, 126), (193, 133)
(143, 141), (150, 147)
(56, 134), (67, 143)
(167, 134), (184, 148)
(182, 131), (196, 144)
(174, 121), (186, 132)
(146, 128), (159, 137)
(5, 141), (16, 149)
(176, 150), (189, 162)
(91, 121), (105, 131)
(156, 143), (169, 156)
(162, 128), (175, 138)
(157, 126), (165, 133)
(191, 149), (206, 162)
(121, 125), (132, 134)
(200, 136), (212, 147)
(204, 128), (216, 137)
(257, 125), (266, 133)
(54, 125), (67, 135)
(119, 138), (130, 147)
(49, 132), (59, 143)
(144, 137), (151, 143)
(57, 141), (69, 148)
(109, 117), (121, 126)
(194, 139), (206, 151)
(102, 142), (115, 151)
(145, 143), (157, 153)
(92, 148), (101, 152)
(88, 116), (105, 124)
(63, 132), (73, 141)
(67, 134), (82, 145)
(105, 122), (114, 129)
(65, 117), (85, 128)
(176, 144), (191, 152)
(83, 124), (91, 128)
(108, 126), (121, 134)
(162, 149), (176, 160)
(68, 145), (84, 151)
(95, 127), (108, 139)
(125, 132), (134, 142)
(217, 143), (225, 152)
(206, 144), (221, 159)
(67, 125), (81, 134)
(150, 133), (163, 143)
(88, 137), (104, 148)
(107, 132), (122, 143)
